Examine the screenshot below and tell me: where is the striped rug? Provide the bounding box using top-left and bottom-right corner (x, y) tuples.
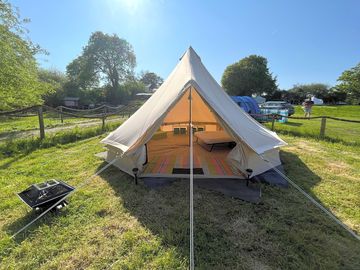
(142, 154), (238, 176)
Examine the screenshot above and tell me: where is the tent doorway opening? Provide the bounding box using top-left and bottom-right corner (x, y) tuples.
(141, 87), (245, 179)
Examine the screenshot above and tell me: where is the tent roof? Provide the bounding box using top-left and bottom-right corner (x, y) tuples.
(101, 47), (286, 154)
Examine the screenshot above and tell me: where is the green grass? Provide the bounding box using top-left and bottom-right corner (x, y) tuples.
(2, 105), (359, 145)
(0, 114), (92, 134)
(0, 105), (359, 269)
(264, 105), (360, 145)
(297, 105), (360, 118)
(0, 113), (123, 135)
(0, 120), (124, 158)
(0, 134), (359, 269)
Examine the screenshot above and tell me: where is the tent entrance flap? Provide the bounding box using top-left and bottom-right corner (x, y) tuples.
(141, 87), (245, 178)
(101, 47), (286, 179)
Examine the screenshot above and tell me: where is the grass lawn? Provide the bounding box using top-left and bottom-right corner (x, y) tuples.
(263, 105), (360, 145)
(0, 114), (124, 136)
(0, 134), (359, 269)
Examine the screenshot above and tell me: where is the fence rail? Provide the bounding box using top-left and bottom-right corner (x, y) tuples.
(251, 113), (360, 123)
(0, 104), (140, 139)
(1, 105), (359, 140)
(250, 113), (360, 138)
(0, 105), (40, 116)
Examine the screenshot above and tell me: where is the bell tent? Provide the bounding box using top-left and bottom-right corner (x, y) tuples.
(101, 47), (287, 179)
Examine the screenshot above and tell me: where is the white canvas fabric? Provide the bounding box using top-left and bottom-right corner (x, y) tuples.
(101, 47), (287, 176)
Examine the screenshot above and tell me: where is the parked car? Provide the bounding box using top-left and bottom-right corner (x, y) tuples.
(259, 101), (295, 116)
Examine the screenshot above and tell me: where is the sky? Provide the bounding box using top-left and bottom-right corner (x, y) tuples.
(10, 0), (360, 89)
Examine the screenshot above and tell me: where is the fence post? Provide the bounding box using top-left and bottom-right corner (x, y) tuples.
(60, 106), (63, 124)
(102, 106), (107, 131)
(320, 117), (327, 138)
(271, 114), (276, 131)
(38, 105), (45, 140)
(102, 116), (106, 131)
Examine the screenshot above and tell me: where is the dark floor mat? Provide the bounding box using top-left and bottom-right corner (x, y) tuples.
(195, 178), (261, 203)
(254, 165), (288, 188)
(142, 177), (178, 189)
(172, 168), (204, 175)
(141, 177), (260, 203)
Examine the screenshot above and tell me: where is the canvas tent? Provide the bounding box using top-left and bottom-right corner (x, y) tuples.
(311, 96), (324, 105)
(101, 47), (287, 179)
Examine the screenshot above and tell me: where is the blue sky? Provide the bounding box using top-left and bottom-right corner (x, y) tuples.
(11, 0), (360, 89)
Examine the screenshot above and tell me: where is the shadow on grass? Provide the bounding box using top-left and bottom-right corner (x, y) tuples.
(0, 153), (28, 170)
(0, 130), (35, 140)
(280, 150), (321, 198)
(4, 208), (70, 246)
(4, 152), (358, 268)
(96, 151), (357, 269)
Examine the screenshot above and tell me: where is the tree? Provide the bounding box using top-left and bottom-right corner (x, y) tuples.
(267, 89), (287, 101)
(105, 80), (146, 105)
(67, 31), (136, 91)
(38, 68), (67, 107)
(286, 83), (331, 104)
(336, 63), (360, 104)
(221, 55), (278, 97)
(139, 71), (163, 91)
(292, 83), (330, 99)
(0, 0), (51, 110)
(324, 88), (347, 104)
(66, 55), (98, 91)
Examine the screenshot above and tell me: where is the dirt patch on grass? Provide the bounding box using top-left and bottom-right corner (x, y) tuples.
(287, 141), (323, 154)
(326, 161), (351, 174)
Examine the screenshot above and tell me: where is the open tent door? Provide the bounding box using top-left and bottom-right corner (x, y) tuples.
(102, 47), (286, 178)
(141, 86), (245, 179)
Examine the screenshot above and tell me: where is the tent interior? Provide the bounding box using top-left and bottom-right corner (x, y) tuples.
(141, 87), (246, 179)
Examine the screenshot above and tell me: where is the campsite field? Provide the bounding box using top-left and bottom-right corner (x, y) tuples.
(0, 114), (94, 134)
(0, 133), (359, 268)
(2, 105), (359, 146)
(0, 114), (126, 138)
(264, 105), (360, 145)
(0, 101), (144, 137)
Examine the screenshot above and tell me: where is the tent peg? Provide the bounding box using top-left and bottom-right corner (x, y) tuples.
(246, 168), (253, 186)
(132, 168), (139, 185)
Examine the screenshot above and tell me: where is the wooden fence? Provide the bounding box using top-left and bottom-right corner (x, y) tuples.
(1, 105), (359, 140)
(0, 104), (139, 139)
(250, 113), (360, 138)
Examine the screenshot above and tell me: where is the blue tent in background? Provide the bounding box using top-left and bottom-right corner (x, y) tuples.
(231, 96), (261, 114)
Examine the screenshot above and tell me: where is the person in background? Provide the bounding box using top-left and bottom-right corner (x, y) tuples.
(302, 99), (314, 118)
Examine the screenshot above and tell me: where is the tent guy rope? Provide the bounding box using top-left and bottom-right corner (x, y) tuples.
(11, 157), (119, 239)
(260, 156), (360, 241)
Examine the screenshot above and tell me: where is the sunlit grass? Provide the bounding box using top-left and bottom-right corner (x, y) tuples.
(0, 114), (124, 136)
(0, 133), (359, 269)
(263, 105), (360, 145)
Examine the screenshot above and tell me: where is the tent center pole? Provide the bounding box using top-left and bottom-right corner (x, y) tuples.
(189, 87), (195, 270)
(188, 88), (192, 146)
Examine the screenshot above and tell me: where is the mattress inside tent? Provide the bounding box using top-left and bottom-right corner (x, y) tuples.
(194, 131), (234, 144)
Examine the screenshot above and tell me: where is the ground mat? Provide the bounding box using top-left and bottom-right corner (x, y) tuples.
(254, 165), (288, 188)
(172, 168), (204, 174)
(142, 177), (261, 203)
(142, 177), (178, 189)
(194, 178), (261, 203)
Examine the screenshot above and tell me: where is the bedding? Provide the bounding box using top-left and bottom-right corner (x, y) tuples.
(194, 131), (233, 145)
